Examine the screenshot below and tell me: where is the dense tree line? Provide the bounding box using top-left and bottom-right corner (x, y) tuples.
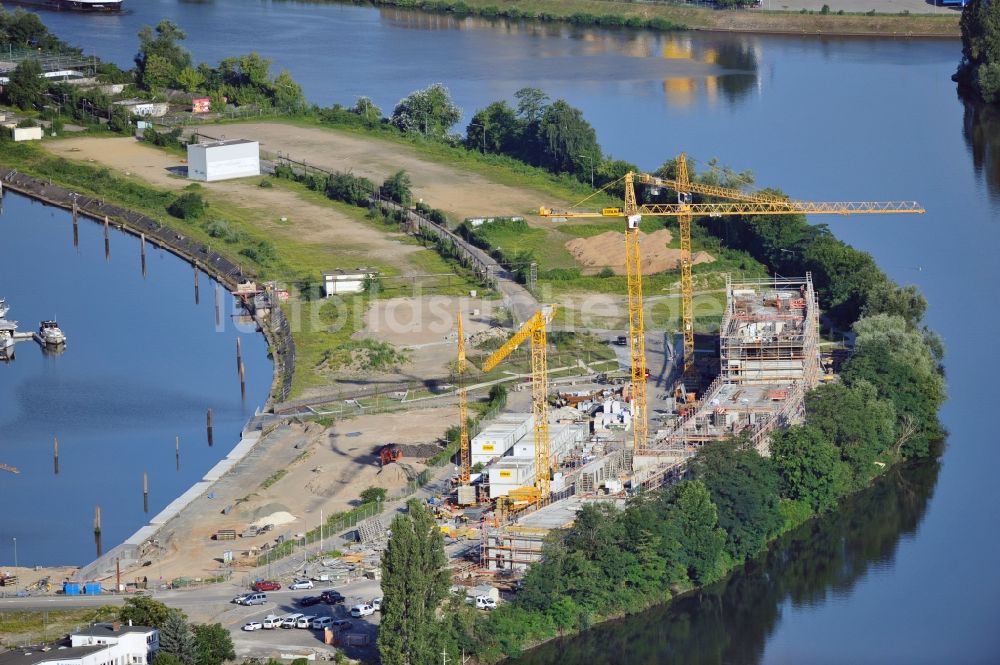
(957, 0), (1000, 105)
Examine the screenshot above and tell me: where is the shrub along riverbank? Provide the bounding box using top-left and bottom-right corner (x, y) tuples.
(350, 0), (960, 37)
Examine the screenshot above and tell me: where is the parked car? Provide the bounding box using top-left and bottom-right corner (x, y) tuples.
(240, 592), (267, 606)
(331, 619), (352, 630)
(295, 615), (316, 628)
(298, 595), (322, 607)
(241, 621), (263, 632)
(311, 617), (333, 630)
(262, 616), (282, 629)
(289, 579), (314, 590)
(252, 580), (281, 592)
(474, 595), (497, 610)
(372, 597), (382, 611)
(320, 590), (345, 604)
(232, 594), (249, 604)
(350, 603), (375, 618)
(280, 618), (298, 629)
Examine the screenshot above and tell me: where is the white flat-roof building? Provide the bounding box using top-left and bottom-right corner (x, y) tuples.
(0, 623), (159, 665)
(186, 138), (260, 182)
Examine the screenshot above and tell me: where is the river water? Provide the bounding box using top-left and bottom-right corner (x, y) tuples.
(13, 1), (1000, 661)
(0, 192), (271, 567)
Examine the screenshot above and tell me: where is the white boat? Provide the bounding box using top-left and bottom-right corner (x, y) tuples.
(0, 320), (17, 360)
(0, 298), (8, 319)
(38, 320), (66, 346)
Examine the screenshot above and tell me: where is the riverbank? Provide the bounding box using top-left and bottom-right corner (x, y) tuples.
(360, 0), (961, 37)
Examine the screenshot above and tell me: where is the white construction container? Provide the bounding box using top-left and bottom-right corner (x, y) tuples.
(488, 458), (535, 498)
(187, 138), (260, 182)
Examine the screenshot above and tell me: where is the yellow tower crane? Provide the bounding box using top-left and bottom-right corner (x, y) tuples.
(457, 308), (471, 485)
(480, 306), (557, 500)
(540, 159), (924, 451)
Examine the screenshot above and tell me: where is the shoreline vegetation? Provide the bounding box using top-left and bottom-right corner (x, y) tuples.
(0, 11), (947, 665)
(348, 0), (960, 38)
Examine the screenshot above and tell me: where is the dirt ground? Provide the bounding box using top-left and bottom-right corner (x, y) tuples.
(131, 409), (450, 582)
(357, 295), (504, 380)
(199, 122), (567, 222)
(775, 0), (955, 13)
(42, 137), (425, 267)
(565, 229), (715, 275)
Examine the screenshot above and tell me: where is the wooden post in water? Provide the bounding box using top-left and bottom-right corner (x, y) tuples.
(214, 286), (222, 328)
(193, 263), (200, 305)
(143, 471), (149, 514)
(53, 436), (59, 475)
(140, 233), (147, 277)
(175, 435), (180, 471)
(104, 216), (110, 260)
(94, 505), (102, 557)
(207, 408), (214, 447)
(236, 337), (242, 373)
(72, 198), (79, 248)
(239, 360), (246, 400)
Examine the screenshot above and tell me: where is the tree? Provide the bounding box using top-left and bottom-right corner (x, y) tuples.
(142, 53), (178, 90)
(168, 192), (208, 220)
(271, 70), (305, 110)
(691, 440), (783, 562)
(862, 282), (926, 327)
(536, 100), (601, 176)
(360, 486), (387, 504)
(770, 425), (850, 513)
(381, 170), (413, 206)
(805, 381), (896, 487)
(136, 20), (192, 90)
(159, 613), (197, 665)
(175, 66), (205, 93)
(191, 623), (235, 665)
(390, 83), (461, 136)
(119, 596), (185, 628)
(352, 96), (382, 122)
(466, 101), (519, 154)
(378, 499), (450, 665)
(666, 480), (727, 584)
(152, 654), (184, 665)
(958, 0), (1000, 104)
(514, 86), (549, 123)
(6, 58), (45, 110)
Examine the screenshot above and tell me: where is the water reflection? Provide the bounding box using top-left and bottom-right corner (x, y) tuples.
(379, 9), (760, 109)
(512, 458), (940, 665)
(962, 97), (1000, 204)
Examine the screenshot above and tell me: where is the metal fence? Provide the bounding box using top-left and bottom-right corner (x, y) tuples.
(267, 305), (295, 402)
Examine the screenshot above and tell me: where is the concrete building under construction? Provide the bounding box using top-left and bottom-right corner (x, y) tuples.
(644, 274), (820, 461)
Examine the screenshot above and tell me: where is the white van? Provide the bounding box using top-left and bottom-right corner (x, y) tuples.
(296, 615), (316, 629)
(475, 595), (497, 610)
(350, 603), (375, 618)
(262, 615), (282, 629)
(311, 617), (333, 630)
(240, 592), (267, 606)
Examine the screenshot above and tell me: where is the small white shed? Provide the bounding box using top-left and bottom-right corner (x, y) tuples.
(12, 126), (43, 142)
(322, 268), (377, 296)
(187, 139), (260, 182)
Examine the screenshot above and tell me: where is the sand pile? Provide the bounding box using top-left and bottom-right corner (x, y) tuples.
(251, 510), (297, 528)
(565, 229), (715, 275)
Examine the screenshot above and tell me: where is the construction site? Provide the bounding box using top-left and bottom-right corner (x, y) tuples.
(435, 161), (922, 579)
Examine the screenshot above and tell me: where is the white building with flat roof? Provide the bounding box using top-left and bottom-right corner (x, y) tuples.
(322, 268), (378, 296)
(0, 623), (159, 665)
(187, 138), (260, 182)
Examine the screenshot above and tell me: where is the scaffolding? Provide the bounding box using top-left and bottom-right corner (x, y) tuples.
(720, 274), (821, 388)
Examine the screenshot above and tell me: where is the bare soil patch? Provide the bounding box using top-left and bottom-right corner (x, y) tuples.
(43, 137), (424, 265)
(206, 122), (567, 221)
(565, 229), (715, 275)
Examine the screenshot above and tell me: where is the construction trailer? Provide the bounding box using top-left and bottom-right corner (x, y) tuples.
(187, 138), (260, 182)
(471, 414), (533, 467)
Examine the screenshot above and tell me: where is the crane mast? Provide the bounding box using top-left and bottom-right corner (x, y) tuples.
(481, 307), (555, 498)
(457, 308), (471, 484)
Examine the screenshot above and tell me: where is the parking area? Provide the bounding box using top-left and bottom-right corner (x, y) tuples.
(225, 578), (384, 662)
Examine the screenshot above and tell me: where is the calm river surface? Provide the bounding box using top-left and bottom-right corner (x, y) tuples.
(0, 193), (271, 567)
(13, 1), (1000, 661)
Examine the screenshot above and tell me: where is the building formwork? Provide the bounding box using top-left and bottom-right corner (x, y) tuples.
(720, 274), (821, 389)
(651, 275), (820, 455)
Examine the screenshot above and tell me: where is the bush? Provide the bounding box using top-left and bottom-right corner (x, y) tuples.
(167, 191), (207, 220)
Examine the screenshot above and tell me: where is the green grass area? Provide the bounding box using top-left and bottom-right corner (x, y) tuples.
(0, 607), (119, 647)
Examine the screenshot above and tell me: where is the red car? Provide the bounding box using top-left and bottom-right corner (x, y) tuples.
(252, 580), (281, 592)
